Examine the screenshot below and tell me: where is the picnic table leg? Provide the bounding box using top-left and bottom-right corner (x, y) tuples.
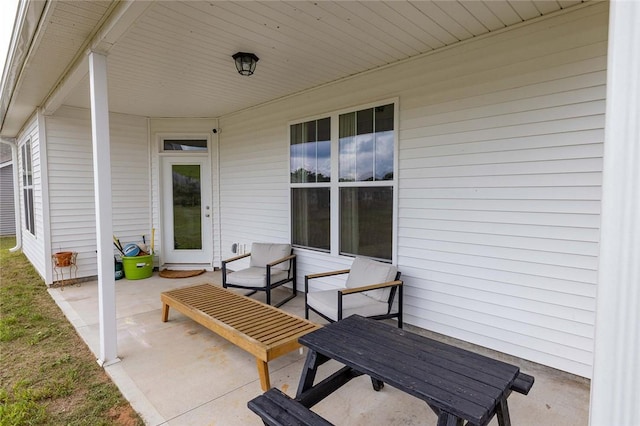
(296, 349), (322, 398)
(371, 378), (384, 391)
(161, 303), (170, 322)
(256, 359), (271, 391)
(436, 412), (464, 426)
(496, 398), (512, 426)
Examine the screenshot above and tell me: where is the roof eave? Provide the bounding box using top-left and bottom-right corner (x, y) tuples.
(0, 0), (48, 138)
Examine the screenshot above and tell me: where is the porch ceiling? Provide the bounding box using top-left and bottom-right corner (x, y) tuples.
(1, 0), (587, 136)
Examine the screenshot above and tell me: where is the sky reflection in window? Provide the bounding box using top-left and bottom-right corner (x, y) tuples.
(290, 117), (330, 183)
(339, 104), (394, 182)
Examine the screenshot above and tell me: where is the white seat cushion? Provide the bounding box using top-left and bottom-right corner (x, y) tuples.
(345, 257), (398, 302)
(250, 243), (291, 271)
(226, 267), (290, 288)
(306, 289), (390, 322)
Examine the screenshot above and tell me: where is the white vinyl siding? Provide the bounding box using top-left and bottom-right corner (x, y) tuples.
(396, 5), (606, 379)
(0, 163), (15, 235)
(46, 107), (149, 280)
(219, 121), (290, 259)
(218, 3), (607, 377)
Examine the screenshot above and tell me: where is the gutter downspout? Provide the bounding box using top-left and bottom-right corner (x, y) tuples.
(0, 137), (22, 252)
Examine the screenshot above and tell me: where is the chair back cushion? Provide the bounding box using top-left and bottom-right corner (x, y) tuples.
(345, 257), (398, 302)
(250, 243), (291, 271)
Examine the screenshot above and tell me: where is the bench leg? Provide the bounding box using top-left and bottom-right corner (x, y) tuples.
(162, 303), (170, 322)
(256, 358), (270, 391)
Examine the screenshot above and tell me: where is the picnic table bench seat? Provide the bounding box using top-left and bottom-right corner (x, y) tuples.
(248, 388), (334, 426)
(249, 372), (534, 426)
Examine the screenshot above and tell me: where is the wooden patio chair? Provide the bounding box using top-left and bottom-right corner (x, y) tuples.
(304, 257), (403, 328)
(222, 242), (297, 308)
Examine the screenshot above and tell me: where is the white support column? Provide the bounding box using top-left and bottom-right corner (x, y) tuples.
(589, 1), (640, 424)
(88, 50), (119, 366)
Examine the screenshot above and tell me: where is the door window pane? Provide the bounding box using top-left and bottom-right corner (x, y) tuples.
(172, 165), (202, 250)
(340, 187), (393, 260)
(291, 188), (330, 251)
(163, 139), (208, 151)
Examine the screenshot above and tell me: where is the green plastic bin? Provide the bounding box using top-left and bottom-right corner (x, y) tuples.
(122, 255), (153, 280)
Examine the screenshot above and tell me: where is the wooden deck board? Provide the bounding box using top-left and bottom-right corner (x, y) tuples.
(161, 283), (321, 391)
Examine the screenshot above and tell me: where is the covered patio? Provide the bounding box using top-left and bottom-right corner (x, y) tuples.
(2, 1), (639, 424)
(48, 273), (589, 425)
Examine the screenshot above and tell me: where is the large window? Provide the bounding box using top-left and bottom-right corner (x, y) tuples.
(290, 117), (331, 251)
(290, 102), (396, 260)
(21, 141), (35, 235)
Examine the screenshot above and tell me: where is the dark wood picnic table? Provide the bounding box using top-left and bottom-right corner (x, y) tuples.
(293, 315), (533, 426)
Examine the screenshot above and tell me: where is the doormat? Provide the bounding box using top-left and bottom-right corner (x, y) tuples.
(159, 269), (206, 279)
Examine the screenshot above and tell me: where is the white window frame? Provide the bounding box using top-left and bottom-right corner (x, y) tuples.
(289, 98), (399, 263)
(21, 140), (35, 236)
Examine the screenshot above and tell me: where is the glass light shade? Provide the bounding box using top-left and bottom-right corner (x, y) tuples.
(232, 52), (259, 76)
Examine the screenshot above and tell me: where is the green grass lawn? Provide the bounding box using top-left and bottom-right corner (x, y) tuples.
(0, 236), (144, 425)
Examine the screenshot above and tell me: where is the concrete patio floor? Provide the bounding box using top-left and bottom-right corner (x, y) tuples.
(48, 271), (591, 425)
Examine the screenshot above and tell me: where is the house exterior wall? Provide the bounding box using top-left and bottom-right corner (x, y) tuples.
(0, 162), (15, 235)
(217, 3), (607, 378)
(45, 107), (149, 282)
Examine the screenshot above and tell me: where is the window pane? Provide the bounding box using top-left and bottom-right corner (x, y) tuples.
(340, 187), (392, 260)
(290, 123), (304, 182)
(291, 188), (330, 251)
(339, 112), (356, 182)
(356, 108), (374, 181)
(340, 105), (394, 182)
(375, 130), (394, 180)
(27, 188), (34, 234)
(375, 104), (394, 180)
(356, 133), (374, 181)
(172, 165), (202, 250)
(163, 139), (208, 151)
(317, 117), (331, 182)
(375, 104), (394, 132)
(304, 121), (316, 144)
(357, 108), (374, 135)
(291, 118), (330, 183)
(302, 140), (316, 181)
(21, 142), (35, 235)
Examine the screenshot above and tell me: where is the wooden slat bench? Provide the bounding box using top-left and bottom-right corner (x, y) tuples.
(248, 388), (334, 426)
(161, 283), (321, 391)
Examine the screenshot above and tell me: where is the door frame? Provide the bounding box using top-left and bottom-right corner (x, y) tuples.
(158, 134), (214, 269)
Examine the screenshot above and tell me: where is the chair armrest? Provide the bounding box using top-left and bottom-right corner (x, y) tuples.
(222, 252), (251, 265)
(305, 269), (350, 280)
(266, 253), (296, 268)
(339, 280), (403, 295)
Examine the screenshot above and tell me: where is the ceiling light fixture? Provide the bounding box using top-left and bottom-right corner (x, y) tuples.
(232, 52), (259, 76)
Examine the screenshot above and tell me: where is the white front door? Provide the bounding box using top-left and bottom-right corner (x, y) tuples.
(161, 156), (213, 265)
